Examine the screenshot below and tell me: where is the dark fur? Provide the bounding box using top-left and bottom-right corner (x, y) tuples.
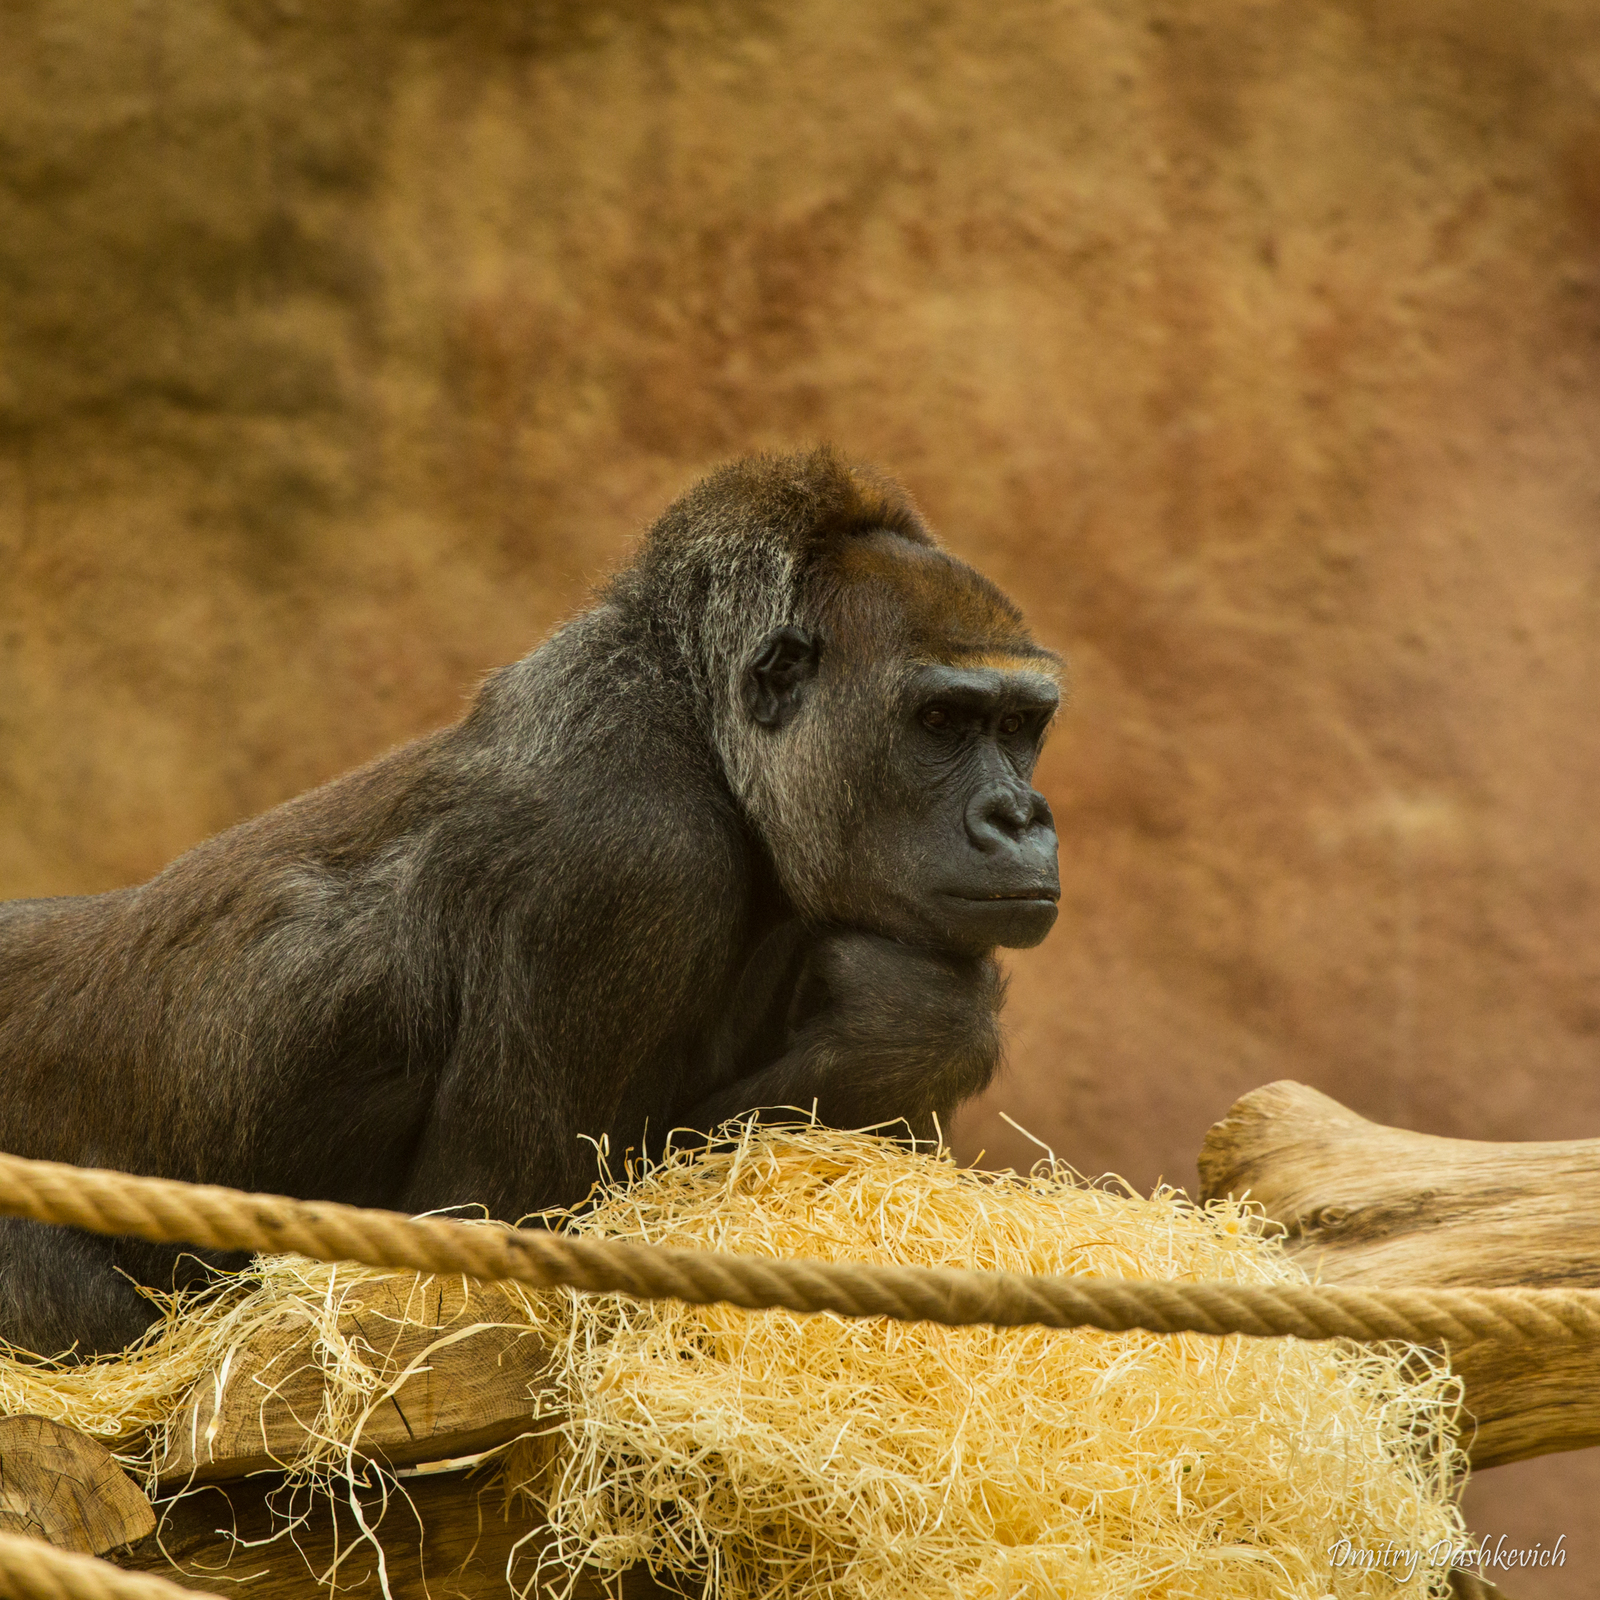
(0, 448), (1055, 1357)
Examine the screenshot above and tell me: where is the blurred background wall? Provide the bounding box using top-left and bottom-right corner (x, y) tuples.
(2, 1), (1597, 1587)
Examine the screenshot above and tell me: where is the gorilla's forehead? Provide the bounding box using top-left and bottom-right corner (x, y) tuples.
(827, 529), (1056, 672)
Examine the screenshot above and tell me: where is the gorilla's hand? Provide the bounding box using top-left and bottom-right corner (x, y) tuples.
(681, 930), (1004, 1139)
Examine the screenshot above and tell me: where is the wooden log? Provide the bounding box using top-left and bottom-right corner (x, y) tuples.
(1198, 1079), (1600, 1469)
(111, 1439), (1512, 1600)
(0, 1415), (156, 1554)
(1198, 1079), (1600, 1288)
(157, 1278), (550, 1487)
(113, 1467), (673, 1600)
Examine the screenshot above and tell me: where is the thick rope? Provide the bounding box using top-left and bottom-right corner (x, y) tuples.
(0, 1536), (204, 1600)
(0, 1150), (1596, 1349)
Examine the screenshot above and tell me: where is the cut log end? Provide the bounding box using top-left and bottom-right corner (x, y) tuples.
(0, 1415), (156, 1555)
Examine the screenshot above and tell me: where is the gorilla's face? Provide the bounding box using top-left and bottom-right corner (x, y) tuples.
(741, 632), (1060, 957)
(880, 662), (1060, 953)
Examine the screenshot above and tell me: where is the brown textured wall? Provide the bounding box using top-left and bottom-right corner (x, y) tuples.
(3, 1), (1598, 1586)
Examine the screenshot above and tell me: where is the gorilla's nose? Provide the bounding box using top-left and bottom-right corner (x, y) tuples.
(965, 783), (1055, 856)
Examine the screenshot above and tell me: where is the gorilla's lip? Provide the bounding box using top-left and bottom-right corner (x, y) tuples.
(945, 889), (1060, 903)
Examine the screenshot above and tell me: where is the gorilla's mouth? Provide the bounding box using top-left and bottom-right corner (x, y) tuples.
(937, 889), (1061, 951)
(950, 889), (1060, 902)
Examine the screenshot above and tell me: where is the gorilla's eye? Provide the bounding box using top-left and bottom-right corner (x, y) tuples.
(999, 713), (1024, 736)
(920, 706), (950, 731)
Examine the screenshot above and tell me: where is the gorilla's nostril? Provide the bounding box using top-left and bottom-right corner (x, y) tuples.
(994, 798), (1029, 831)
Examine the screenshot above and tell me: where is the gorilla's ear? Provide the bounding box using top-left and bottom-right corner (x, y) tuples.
(743, 626), (821, 728)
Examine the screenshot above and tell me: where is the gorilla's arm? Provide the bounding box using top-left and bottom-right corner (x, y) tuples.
(397, 739), (761, 1218)
(678, 930), (1004, 1142)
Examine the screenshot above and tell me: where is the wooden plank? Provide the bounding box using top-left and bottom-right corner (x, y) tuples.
(1199, 1079), (1600, 1469)
(157, 1279), (551, 1487)
(114, 1468), (674, 1600)
(0, 1415), (157, 1555)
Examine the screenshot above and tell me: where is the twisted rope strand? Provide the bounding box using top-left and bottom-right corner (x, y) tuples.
(0, 1535), (205, 1600)
(0, 1149), (1596, 1349)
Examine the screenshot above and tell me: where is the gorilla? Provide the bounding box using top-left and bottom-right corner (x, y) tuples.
(0, 448), (1061, 1356)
